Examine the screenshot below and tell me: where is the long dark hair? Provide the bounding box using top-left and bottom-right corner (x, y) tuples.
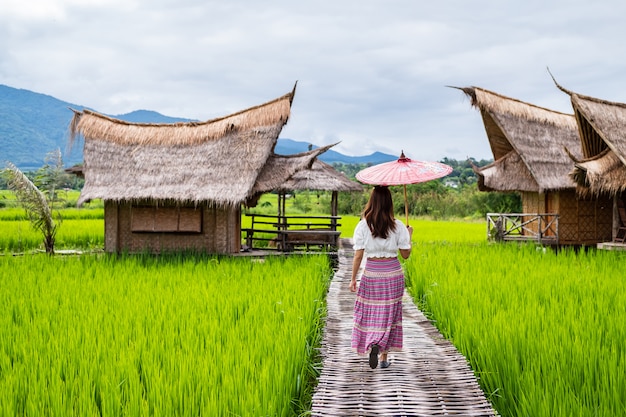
(363, 186), (396, 239)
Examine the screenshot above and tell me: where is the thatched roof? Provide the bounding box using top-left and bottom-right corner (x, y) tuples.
(569, 148), (626, 196)
(70, 86), (297, 207)
(473, 150), (539, 192)
(553, 79), (626, 196)
(458, 86), (580, 192)
(277, 159), (363, 193)
(248, 144), (336, 203)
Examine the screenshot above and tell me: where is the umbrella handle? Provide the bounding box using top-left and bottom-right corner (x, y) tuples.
(403, 184), (409, 226)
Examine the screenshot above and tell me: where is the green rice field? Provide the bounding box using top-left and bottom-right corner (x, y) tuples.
(0, 253), (331, 416)
(1, 195), (624, 416)
(0, 219), (104, 253)
(404, 242), (626, 417)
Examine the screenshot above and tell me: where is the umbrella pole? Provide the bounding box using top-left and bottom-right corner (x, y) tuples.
(403, 184), (409, 226)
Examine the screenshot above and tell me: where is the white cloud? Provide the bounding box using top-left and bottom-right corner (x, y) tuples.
(2, 0), (626, 161)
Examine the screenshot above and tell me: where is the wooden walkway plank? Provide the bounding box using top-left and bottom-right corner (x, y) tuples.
(311, 239), (498, 417)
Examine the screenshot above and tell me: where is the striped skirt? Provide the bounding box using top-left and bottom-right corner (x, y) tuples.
(351, 257), (404, 355)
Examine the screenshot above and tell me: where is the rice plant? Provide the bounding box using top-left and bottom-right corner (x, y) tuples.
(0, 219), (104, 252)
(338, 215), (485, 244)
(0, 253), (331, 416)
(405, 242), (626, 417)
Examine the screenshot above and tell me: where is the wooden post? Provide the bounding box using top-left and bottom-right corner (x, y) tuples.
(331, 191), (338, 231)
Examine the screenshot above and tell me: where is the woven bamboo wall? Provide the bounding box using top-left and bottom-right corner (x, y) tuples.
(558, 190), (578, 243)
(104, 201), (240, 254)
(521, 191), (544, 235)
(558, 190), (612, 244)
(520, 190), (612, 244)
(521, 191), (544, 213)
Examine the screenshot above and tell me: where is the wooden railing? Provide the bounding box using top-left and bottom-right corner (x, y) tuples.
(487, 213), (559, 245)
(242, 213), (341, 252)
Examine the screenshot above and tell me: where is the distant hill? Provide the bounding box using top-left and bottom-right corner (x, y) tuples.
(0, 84), (85, 170)
(274, 139), (396, 164)
(0, 84), (396, 170)
(114, 109), (192, 124)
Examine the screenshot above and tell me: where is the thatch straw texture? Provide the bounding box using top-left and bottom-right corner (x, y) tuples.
(277, 160), (363, 193)
(570, 149), (626, 197)
(249, 144), (336, 199)
(474, 150), (538, 192)
(554, 80), (626, 158)
(460, 86), (580, 192)
(554, 80), (626, 196)
(69, 92), (293, 147)
(571, 92), (626, 160)
(72, 89), (295, 207)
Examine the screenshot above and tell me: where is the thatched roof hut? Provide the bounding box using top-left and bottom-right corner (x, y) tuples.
(70, 86), (297, 208)
(68, 85), (342, 254)
(276, 158), (363, 217)
(458, 85), (612, 245)
(277, 159), (363, 194)
(553, 82), (626, 197)
(247, 144), (336, 206)
(457, 86), (581, 192)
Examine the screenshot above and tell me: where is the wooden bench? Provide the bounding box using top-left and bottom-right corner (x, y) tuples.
(242, 213), (342, 251)
(279, 229), (341, 252)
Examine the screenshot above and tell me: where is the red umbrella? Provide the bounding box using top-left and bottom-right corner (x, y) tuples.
(355, 151), (453, 225)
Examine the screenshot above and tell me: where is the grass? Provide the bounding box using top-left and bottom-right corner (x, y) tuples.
(404, 242), (626, 417)
(0, 219), (104, 252)
(3, 188), (623, 416)
(0, 253), (332, 416)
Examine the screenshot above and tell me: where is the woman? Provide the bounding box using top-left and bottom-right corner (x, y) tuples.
(349, 186), (413, 369)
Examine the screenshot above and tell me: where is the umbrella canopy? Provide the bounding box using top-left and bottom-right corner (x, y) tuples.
(356, 151), (453, 185)
(355, 151), (453, 225)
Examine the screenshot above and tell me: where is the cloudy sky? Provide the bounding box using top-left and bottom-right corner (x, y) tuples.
(2, 0), (626, 162)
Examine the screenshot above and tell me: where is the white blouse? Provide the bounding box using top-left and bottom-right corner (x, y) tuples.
(353, 218), (411, 258)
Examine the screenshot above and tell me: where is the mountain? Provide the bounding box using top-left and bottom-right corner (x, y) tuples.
(0, 84), (395, 170)
(114, 109), (192, 124)
(274, 139), (396, 164)
(0, 85), (83, 170)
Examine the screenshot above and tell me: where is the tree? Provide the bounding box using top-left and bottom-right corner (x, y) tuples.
(3, 162), (59, 254)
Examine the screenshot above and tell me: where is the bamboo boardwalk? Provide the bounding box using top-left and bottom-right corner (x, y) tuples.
(311, 239), (498, 417)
